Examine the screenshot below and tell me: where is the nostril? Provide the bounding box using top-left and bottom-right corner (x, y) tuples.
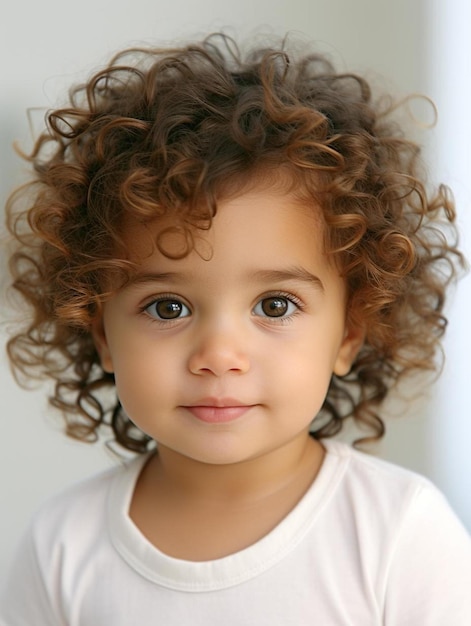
(187, 344), (250, 377)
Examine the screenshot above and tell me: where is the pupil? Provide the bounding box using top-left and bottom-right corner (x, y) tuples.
(262, 297), (288, 317)
(156, 300), (182, 319)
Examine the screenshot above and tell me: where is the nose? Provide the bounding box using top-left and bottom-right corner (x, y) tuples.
(187, 323), (250, 377)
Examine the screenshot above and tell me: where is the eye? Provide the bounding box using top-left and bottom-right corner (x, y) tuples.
(144, 298), (191, 320)
(253, 295), (298, 318)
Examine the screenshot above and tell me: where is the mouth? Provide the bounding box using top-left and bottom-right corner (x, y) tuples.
(182, 399), (255, 423)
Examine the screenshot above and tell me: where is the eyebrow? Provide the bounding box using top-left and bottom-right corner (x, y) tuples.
(126, 266), (324, 291)
(250, 268), (325, 292)
(125, 272), (184, 288)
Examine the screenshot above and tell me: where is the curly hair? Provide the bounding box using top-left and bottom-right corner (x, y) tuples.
(5, 33), (463, 453)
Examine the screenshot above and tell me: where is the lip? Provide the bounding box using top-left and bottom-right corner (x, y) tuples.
(182, 398), (255, 424)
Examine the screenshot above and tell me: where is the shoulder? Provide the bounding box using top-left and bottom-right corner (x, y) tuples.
(323, 439), (471, 597)
(324, 438), (442, 505)
(28, 453), (148, 560)
(0, 455), (149, 624)
(321, 440), (471, 620)
(322, 438), (470, 553)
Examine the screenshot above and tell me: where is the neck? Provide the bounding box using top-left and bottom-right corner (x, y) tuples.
(130, 433), (326, 561)
(143, 433), (324, 503)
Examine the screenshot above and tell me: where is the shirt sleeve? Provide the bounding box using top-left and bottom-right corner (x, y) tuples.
(383, 483), (471, 625)
(0, 526), (65, 626)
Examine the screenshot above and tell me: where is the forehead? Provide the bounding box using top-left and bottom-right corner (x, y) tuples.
(122, 188), (326, 269)
(112, 187), (349, 304)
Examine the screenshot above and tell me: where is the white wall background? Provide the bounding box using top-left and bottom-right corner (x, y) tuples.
(1, 0), (470, 585)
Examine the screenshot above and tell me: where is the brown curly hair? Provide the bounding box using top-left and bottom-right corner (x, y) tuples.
(5, 33), (463, 453)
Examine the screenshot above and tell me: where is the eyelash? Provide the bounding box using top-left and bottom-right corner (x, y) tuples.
(253, 291), (305, 324)
(140, 294), (192, 326)
(139, 291), (305, 325)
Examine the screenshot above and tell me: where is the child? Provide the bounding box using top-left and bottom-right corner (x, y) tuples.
(1, 33), (470, 625)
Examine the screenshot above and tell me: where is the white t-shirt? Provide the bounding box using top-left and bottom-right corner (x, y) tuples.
(1, 439), (470, 625)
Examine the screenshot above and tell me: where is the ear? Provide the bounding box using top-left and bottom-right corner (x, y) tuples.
(91, 316), (114, 374)
(333, 322), (365, 377)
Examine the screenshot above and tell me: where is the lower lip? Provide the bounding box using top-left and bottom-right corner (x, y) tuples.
(184, 406), (253, 423)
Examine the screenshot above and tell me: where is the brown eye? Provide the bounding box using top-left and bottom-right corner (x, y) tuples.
(255, 296), (293, 318)
(261, 297), (288, 317)
(146, 299), (190, 320)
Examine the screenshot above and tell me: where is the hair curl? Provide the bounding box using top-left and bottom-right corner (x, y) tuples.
(5, 33), (463, 452)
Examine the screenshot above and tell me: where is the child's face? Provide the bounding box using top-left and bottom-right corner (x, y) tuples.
(93, 184), (363, 466)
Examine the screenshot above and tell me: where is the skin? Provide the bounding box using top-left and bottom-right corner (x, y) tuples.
(92, 185), (364, 560)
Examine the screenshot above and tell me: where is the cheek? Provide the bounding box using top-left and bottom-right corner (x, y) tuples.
(283, 324), (344, 372)
(110, 338), (176, 407)
(267, 346), (327, 391)
(272, 328), (342, 398)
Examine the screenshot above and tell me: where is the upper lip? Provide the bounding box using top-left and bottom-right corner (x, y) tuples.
(183, 398), (252, 408)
